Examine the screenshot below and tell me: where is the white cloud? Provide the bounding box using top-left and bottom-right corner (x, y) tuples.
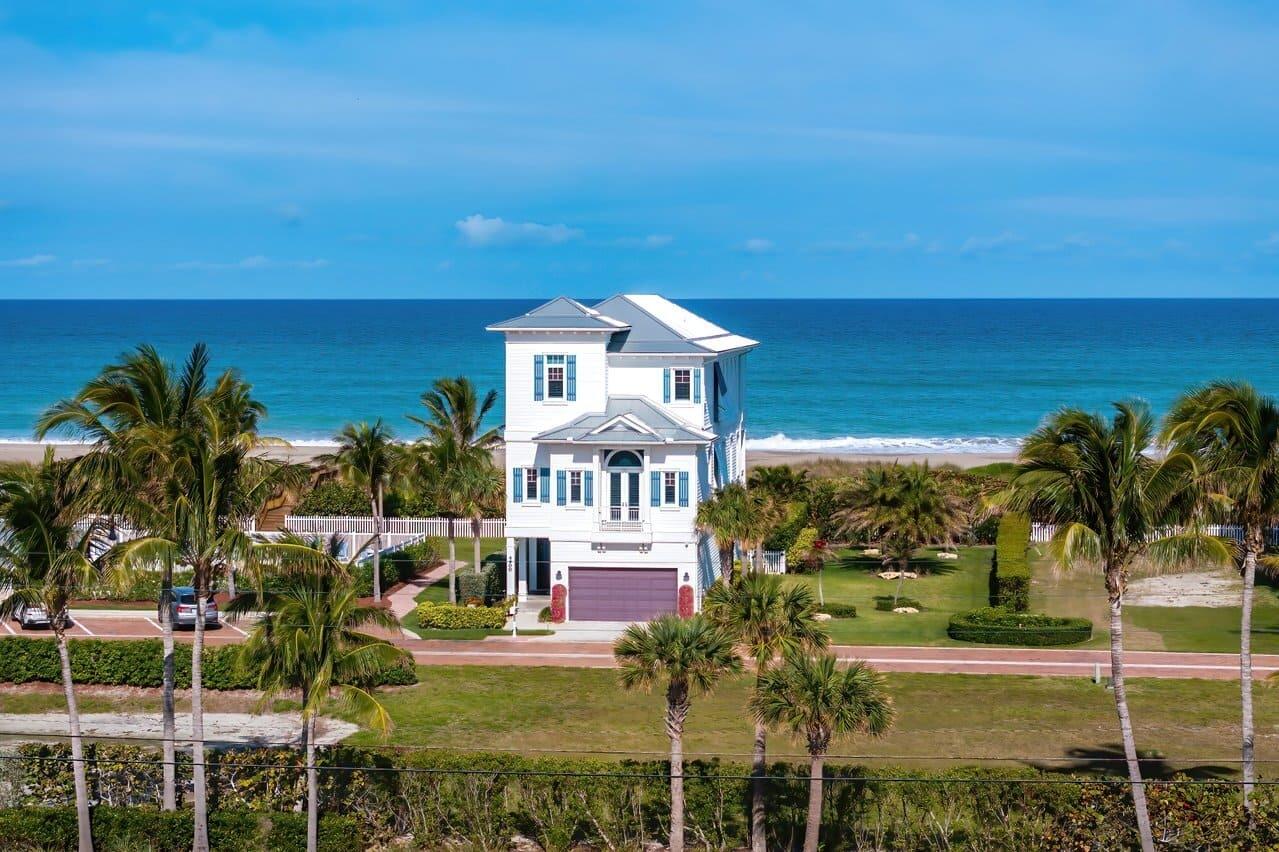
(611, 234), (674, 249)
(72, 258), (111, 267)
(1256, 232), (1279, 255)
(0, 254), (56, 267)
(173, 256), (329, 270)
(455, 214), (582, 247)
(810, 232), (941, 254)
(959, 232), (1022, 256)
(742, 238), (775, 254)
(275, 203), (304, 226)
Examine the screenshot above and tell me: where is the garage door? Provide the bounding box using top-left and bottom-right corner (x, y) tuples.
(569, 568), (677, 622)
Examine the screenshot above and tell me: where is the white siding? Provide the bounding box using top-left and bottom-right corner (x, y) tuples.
(502, 333), (611, 442)
(607, 354), (712, 429)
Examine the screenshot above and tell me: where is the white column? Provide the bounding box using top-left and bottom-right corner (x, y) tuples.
(518, 538), (530, 600)
(505, 537), (516, 600)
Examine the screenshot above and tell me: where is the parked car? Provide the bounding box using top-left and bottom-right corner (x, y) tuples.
(162, 586), (219, 628)
(12, 602), (55, 630)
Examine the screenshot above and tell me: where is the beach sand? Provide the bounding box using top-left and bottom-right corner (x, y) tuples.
(0, 441), (1014, 470)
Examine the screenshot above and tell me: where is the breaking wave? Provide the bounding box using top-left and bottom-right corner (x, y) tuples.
(745, 433), (1021, 455)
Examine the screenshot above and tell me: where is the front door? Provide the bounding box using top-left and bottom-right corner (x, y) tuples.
(534, 538), (551, 593)
(608, 471), (641, 522)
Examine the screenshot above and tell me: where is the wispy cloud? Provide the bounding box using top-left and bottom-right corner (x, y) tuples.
(1008, 196), (1279, 224)
(610, 234), (674, 249)
(275, 203), (304, 226)
(72, 258), (111, 267)
(455, 214), (582, 247)
(1256, 232), (1279, 255)
(959, 232), (1022, 256)
(741, 238), (775, 254)
(173, 256), (329, 270)
(810, 232), (941, 254)
(0, 253), (56, 267)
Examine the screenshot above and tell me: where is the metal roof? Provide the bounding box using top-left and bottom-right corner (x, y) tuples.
(486, 296), (629, 332)
(532, 396), (714, 444)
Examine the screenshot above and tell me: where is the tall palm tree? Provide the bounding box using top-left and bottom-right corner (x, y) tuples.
(409, 375), (501, 450)
(0, 453), (104, 852)
(743, 490), (784, 575)
(1003, 402), (1230, 852)
(229, 535), (400, 852)
(747, 465), (810, 503)
(319, 420), (402, 603)
(839, 464), (964, 606)
(36, 343), (226, 812)
(456, 460), (503, 584)
(614, 615), (742, 852)
(1163, 380), (1279, 809)
(696, 482), (751, 583)
(751, 653), (893, 852)
(704, 575), (828, 852)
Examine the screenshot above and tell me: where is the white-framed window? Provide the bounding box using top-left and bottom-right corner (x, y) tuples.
(545, 354), (566, 399)
(525, 468), (539, 502)
(662, 471), (678, 506)
(673, 368), (692, 401)
(569, 470), (583, 504)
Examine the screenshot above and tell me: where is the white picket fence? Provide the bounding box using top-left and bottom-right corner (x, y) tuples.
(1031, 522), (1279, 546)
(743, 550), (788, 575)
(285, 515), (506, 538)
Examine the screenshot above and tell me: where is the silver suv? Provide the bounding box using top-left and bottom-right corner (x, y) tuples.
(162, 587), (219, 628)
(11, 602), (55, 630)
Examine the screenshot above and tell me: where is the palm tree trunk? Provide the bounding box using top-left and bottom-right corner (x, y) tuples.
(1241, 527), (1260, 811)
(721, 541), (736, 584)
(473, 517), (482, 576)
(447, 518), (458, 604)
(750, 720), (768, 852)
(225, 562), (236, 599)
(371, 489), (383, 603)
(665, 685), (690, 852)
(191, 581), (210, 852)
(1108, 584), (1154, 852)
(754, 542), (765, 576)
(803, 752), (824, 852)
(893, 557), (908, 607)
(159, 572), (177, 811)
(306, 714), (318, 852)
(817, 564), (824, 606)
(56, 629), (93, 852)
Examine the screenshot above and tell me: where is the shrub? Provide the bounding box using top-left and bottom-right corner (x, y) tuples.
(819, 602), (857, 619)
(382, 539), (443, 585)
(413, 601), (507, 630)
(948, 606), (1092, 646)
(351, 558), (400, 599)
(873, 596), (922, 611)
(537, 606), (552, 623)
(785, 527), (820, 571)
(990, 512), (1031, 612)
(293, 481), (370, 516)
(482, 554), (507, 601)
(763, 501), (808, 553)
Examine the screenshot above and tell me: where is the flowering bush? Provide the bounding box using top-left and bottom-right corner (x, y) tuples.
(413, 601), (507, 630)
(550, 584), (567, 623)
(678, 585), (695, 618)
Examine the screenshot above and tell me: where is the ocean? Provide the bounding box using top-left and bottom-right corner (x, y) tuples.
(2, 299), (1277, 453)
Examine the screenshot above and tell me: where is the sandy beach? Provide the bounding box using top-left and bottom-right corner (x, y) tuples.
(0, 441), (1014, 470)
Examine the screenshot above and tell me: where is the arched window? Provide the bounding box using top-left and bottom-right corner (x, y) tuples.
(605, 450), (643, 469)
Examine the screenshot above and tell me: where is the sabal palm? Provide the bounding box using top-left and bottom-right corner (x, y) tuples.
(229, 537), (399, 852)
(742, 490), (784, 575)
(0, 453), (104, 852)
(747, 465), (810, 503)
(696, 482), (751, 583)
(410, 375), (501, 450)
(319, 420), (402, 603)
(703, 575), (828, 852)
(1003, 402), (1230, 852)
(614, 615), (742, 852)
(1163, 380), (1279, 808)
(422, 435), (494, 603)
(751, 653), (893, 852)
(454, 459), (503, 593)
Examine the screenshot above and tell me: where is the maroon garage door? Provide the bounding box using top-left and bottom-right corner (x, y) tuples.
(569, 568), (677, 622)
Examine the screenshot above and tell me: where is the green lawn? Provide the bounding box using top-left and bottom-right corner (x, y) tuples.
(344, 666), (1272, 777)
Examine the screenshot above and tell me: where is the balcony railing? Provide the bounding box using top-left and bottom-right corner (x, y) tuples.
(599, 519), (646, 533)
(607, 505), (641, 523)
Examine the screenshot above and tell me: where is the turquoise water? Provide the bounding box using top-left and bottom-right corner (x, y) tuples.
(1, 299), (1277, 452)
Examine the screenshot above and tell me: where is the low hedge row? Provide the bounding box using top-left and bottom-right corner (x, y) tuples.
(990, 512), (1031, 611)
(874, 596), (922, 611)
(948, 606), (1092, 646)
(413, 601), (508, 630)
(0, 637), (416, 689)
(819, 602), (858, 619)
(0, 806), (361, 852)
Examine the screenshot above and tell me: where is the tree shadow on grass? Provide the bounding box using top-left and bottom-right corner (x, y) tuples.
(833, 553), (963, 578)
(1024, 743), (1235, 781)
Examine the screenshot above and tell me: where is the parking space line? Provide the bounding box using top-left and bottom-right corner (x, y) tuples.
(220, 621), (247, 637)
(74, 620), (95, 637)
(145, 617), (163, 634)
(1, 620), (15, 635)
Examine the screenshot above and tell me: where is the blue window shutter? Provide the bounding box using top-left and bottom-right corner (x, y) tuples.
(566, 355), (577, 401)
(662, 368), (671, 403)
(584, 470), (593, 506)
(539, 467), (550, 503)
(678, 471), (689, 507)
(650, 471), (661, 506)
(556, 470), (566, 505)
(693, 368), (702, 403)
(533, 355), (544, 401)
(512, 467), (523, 502)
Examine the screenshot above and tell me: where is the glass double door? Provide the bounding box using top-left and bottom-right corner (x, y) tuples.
(608, 471), (641, 522)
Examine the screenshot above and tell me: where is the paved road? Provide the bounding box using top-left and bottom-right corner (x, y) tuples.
(13, 611), (1276, 681)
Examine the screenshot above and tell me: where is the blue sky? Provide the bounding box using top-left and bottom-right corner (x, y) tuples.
(2, 1), (1279, 298)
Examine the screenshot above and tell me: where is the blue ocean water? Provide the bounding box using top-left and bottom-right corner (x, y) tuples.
(1, 299), (1277, 453)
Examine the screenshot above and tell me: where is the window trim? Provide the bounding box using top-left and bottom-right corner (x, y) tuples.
(672, 367), (692, 402)
(544, 354), (567, 401)
(568, 470), (583, 505)
(524, 467), (540, 502)
(662, 470), (678, 506)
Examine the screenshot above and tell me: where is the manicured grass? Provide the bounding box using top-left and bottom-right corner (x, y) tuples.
(784, 546), (993, 646)
(348, 666), (1275, 776)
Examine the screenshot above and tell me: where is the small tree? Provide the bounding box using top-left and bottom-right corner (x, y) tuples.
(696, 483), (751, 583)
(752, 653), (893, 852)
(614, 615), (742, 852)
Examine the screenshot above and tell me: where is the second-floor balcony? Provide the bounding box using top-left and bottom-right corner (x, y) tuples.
(595, 506), (652, 543)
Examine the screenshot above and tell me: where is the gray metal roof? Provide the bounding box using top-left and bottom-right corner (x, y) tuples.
(532, 396), (713, 444)
(486, 296), (629, 332)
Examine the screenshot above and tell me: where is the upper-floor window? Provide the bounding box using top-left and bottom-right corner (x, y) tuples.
(534, 354), (575, 402)
(662, 471), (678, 505)
(545, 354), (566, 399)
(673, 368), (692, 401)
(569, 470), (583, 504)
(525, 467), (539, 501)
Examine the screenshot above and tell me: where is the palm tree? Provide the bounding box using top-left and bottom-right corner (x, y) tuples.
(0, 453), (103, 852)
(747, 465), (810, 503)
(36, 343), (227, 812)
(1163, 380), (1279, 810)
(1003, 402), (1231, 852)
(743, 490), (784, 575)
(319, 420), (402, 603)
(409, 375), (501, 450)
(613, 615), (742, 852)
(229, 535), (400, 852)
(751, 653), (893, 852)
(704, 575), (828, 852)
(696, 482), (751, 583)
(456, 460), (503, 585)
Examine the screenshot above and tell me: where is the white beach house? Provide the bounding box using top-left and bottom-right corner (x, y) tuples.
(488, 295), (758, 622)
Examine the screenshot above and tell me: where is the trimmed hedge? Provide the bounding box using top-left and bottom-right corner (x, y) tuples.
(413, 601), (508, 630)
(0, 637), (416, 689)
(990, 512), (1031, 612)
(948, 606), (1092, 646)
(818, 602), (858, 619)
(785, 526), (820, 571)
(874, 596), (922, 611)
